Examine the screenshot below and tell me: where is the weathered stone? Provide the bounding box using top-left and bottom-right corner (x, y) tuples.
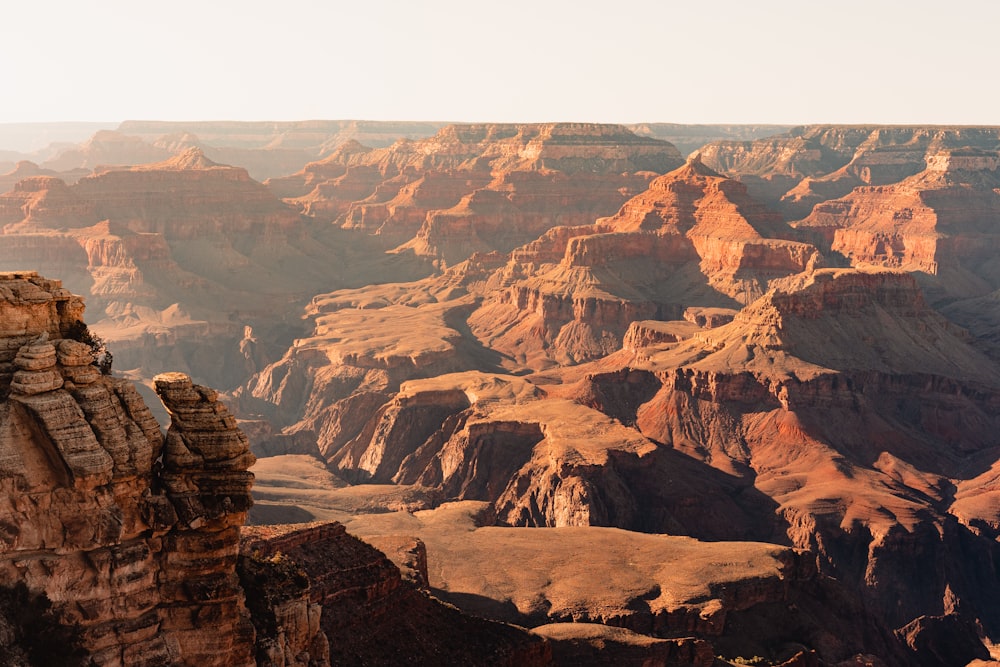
(0, 275), (269, 666)
(58, 338), (95, 366)
(9, 368), (63, 395)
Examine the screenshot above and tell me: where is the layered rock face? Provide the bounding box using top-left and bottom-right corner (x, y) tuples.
(607, 269), (1000, 664)
(466, 157), (819, 368)
(0, 272), (263, 665)
(0, 147), (432, 392)
(699, 125), (1000, 217)
(248, 264), (1000, 665)
(270, 122), (684, 266)
(792, 148), (1000, 302)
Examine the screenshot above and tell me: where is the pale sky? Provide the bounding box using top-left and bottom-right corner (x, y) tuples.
(1, 0), (996, 125)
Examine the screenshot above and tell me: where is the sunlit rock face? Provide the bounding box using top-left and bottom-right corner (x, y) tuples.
(466, 157), (819, 369)
(0, 272), (261, 666)
(272, 122), (685, 265)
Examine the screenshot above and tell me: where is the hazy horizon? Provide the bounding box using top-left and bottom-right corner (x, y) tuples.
(2, 0), (996, 128)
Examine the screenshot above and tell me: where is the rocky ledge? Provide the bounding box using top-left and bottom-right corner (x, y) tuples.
(0, 272), (266, 665)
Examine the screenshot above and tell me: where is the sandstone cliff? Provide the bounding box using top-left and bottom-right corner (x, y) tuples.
(0, 271), (265, 665)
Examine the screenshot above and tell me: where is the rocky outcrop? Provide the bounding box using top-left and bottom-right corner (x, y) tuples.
(240, 522), (550, 666)
(152, 372), (258, 666)
(236, 547), (330, 667)
(0, 272), (260, 665)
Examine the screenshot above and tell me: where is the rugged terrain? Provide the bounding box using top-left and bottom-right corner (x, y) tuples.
(697, 125), (1000, 219)
(0, 122), (687, 394)
(237, 125), (1000, 666)
(0, 271), (554, 666)
(269, 122), (684, 265)
(6, 122), (1000, 665)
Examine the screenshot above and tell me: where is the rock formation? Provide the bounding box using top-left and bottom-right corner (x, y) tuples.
(587, 269), (1000, 665)
(466, 156), (819, 367)
(0, 147), (432, 392)
(241, 522), (550, 666)
(698, 125), (1000, 218)
(246, 263), (1000, 665)
(270, 123), (684, 265)
(0, 271), (568, 666)
(0, 271), (261, 665)
(12, 124), (1000, 666)
(792, 148), (1000, 303)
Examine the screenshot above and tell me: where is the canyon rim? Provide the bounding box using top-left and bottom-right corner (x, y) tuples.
(2, 120), (1000, 666)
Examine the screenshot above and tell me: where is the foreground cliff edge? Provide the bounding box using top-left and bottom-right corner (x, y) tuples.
(0, 271), (549, 666)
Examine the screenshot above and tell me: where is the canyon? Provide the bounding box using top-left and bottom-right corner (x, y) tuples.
(3, 121), (1000, 665)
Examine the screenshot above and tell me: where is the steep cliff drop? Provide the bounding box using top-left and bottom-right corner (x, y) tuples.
(0, 271), (550, 666)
